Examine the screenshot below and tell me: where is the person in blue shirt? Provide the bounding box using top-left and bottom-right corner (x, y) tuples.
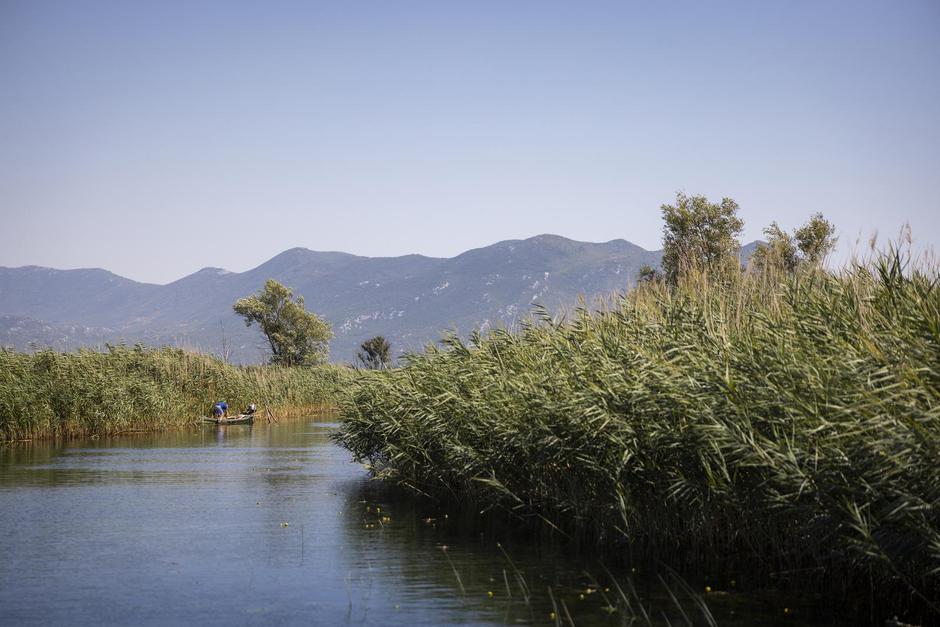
(212, 401), (228, 419)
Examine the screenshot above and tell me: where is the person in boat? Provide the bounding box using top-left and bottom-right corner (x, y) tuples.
(244, 404), (257, 416)
(212, 401), (228, 420)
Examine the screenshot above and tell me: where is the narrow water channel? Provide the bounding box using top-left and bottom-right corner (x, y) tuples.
(0, 415), (849, 626)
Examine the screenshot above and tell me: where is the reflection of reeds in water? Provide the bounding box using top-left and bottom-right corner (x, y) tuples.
(0, 345), (351, 441)
(337, 246), (940, 621)
(344, 471), (725, 625)
(508, 546), (718, 626)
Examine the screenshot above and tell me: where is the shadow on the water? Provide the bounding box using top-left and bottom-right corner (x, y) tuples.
(334, 475), (856, 626)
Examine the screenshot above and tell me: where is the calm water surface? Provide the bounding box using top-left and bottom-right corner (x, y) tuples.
(0, 416), (847, 626)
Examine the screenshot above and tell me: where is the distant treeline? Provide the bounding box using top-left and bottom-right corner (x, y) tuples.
(0, 345), (351, 441)
(337, 250), (940, 621)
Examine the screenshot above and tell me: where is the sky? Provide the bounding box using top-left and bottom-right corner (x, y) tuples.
(1, 0), (938, 284)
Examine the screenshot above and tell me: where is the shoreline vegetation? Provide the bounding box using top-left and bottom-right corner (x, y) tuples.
(0, 345), (349, 442)
(336, 249), (940, 621)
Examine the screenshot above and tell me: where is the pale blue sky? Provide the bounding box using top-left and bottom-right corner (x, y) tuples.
(1, 0), (938, 283)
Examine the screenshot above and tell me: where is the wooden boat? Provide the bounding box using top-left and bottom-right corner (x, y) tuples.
(202, 414), (255, 425)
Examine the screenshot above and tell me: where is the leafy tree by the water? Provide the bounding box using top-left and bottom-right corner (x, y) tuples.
(233, 279), (333, 366)
(357, 336), (391, 370)
(660, 192), (744, 285)
(752, 213), (837, 272)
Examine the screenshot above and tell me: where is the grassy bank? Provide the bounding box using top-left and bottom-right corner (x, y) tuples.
(336, 251), (940, 620)
(1, 345), (351, 441)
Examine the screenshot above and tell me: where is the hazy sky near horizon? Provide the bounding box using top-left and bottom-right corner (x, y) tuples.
(1, 1), (938, 284)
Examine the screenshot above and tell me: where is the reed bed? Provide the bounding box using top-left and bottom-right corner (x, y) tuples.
(0, 345), (351, 441)
(336, 250), (940, 619)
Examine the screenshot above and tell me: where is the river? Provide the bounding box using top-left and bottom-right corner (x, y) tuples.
(0, 414), (849, 626)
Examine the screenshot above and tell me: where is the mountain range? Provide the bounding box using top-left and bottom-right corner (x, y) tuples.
(0, 235), (759, 363)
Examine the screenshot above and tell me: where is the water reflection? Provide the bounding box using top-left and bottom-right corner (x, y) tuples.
(0, 417), (847, 626)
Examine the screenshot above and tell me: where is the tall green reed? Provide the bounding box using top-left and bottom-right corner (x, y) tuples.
(336, 249), (940, 617)
(0, 344), (350, 441)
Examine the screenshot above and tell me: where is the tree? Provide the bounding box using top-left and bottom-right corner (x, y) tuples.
(357, 336), (391, 370)
(794, 212), (837, 265)
(660, 192), (744, 285)
(636, 264), (663, 284)
(750, 222), (799, 273)
(752, 213), (837, 273)
(233, 279), (332, 366)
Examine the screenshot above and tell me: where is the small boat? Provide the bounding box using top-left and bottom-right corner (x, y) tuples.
(202, 414), (254, 425)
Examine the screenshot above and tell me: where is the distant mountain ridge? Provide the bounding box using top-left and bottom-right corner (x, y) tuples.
(0, 235), (760, 363)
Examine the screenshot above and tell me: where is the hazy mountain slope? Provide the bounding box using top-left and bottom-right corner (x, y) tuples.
(0, 235), (758, 363)
(0, 267), (160, 327)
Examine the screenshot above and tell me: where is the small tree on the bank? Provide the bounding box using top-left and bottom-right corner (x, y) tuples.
(753, 222), (800, 272)
(795, 212), (838, 265)
(636, 264), (663, 284)
(752, 213), (837, 273)
(660, 192), (744, 285)
(357, 336), (391, 370)
(233, 279), (333, 366)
